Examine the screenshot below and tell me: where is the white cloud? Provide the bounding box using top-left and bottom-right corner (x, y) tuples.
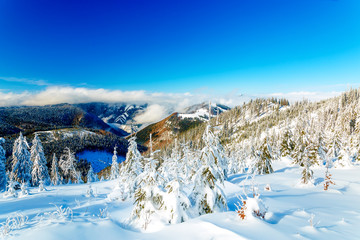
(0, 91), (31, 107)
(134, 104), (167, 124)
(0, 86), (345, 114)
(0, 76), (49, 86)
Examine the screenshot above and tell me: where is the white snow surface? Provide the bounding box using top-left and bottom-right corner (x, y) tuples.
(1, 160), (360, 239)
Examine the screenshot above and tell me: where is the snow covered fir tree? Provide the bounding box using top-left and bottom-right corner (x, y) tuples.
(30, 134), (50, 186)
(0, 138), (6, 190)
(11, 132), (33, 185)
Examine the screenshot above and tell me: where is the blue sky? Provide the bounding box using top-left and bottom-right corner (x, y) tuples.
(0, 0), (360, 106)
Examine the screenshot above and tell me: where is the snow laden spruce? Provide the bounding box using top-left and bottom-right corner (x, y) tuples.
(0, 137), (6, 191)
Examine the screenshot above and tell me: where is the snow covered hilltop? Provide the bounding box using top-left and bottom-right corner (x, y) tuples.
(1, 88), (360, 239)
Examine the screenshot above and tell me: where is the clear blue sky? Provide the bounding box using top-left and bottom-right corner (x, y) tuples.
(0, 0), (360, 95)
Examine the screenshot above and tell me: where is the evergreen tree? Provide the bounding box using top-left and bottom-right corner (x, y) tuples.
(0, 138), (7, 191)
(255, 138), (274, 175)
(50, 153), (61, 185)
(31, 135), (50, 186)
(335, 146), (353, 168)
(19, 181), (29, 197)
(11, 133), (32, 184)
(87, 165), (97, 183)
(59, 147), (78, 183)
(130, 156), (164, 229)
(326, 132), (341, 161)
(280, 128), (294, 157)
(121, 136), (143, 196)
(307, 138), (321, 166)
(191, 125), (227, 215)
(4, 180), (17, 198)
(38, 180), (46, 192)
(301, 154), (314, 185)
(163, 177), (191, 224)
(292, 129), (309, 167)
(110, 146), (120, 180)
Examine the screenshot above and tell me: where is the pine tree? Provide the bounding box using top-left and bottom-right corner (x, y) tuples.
(0, 138), (7, 190)
(4, 180), (17, 198)
(292, 129), (309, 167)
(11, 133), (32, 184)
(87, 165), (97, 183)
(59, 147), (78, 183)
(19, 182), (29, 197)
(307, 138), (321, 167)
(163, 177), (191, 224)
(51, 153), (61, 185)
(280, 128), (294, 157)
(38, 180), (46, 192)
(301, 148), (314, 185)
(191, 125), (227, 215)
(110, 146), (120, 180)
(30, 134), (50, 186)
(130, 156), (164, 229)
(335, 146), (353, 168)
(326, 132), (341, 162)
(121, 136), (143, 196)
(255, 138), (274, 175)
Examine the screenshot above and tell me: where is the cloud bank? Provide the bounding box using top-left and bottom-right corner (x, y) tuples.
(0, 86), (344, 115)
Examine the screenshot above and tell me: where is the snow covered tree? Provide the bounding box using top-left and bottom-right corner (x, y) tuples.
(86, 184), (94, 198)
(335, 146), (353, 168)
(324, 162), (335, 191)
(30, 134), (50, 186)
(11, 133), (32, 184)
(163, 177), (191, 224)
(280, 128), (294, 157)
(254, 138), (274, 175)
(307, 138), (321, 167)
(4, 180), (17, 198)
(191, 125), (227, 215)
(51, 153), (61, 185)
(110, 146), (120, 180)
(326, 132), (341, 162)
(87, 165), (97, 183)
(301, 149), (314, 185)
(0, 138), (7, 191)
(38, 180), (46, 192)
(317, 133), (327, 165)
(292, 129), (308, 166)
(59, 147), (78, 183)
(179, 141), (197, 183)
(130, 156), (164, 229)
(19, 182), (29, 197)
(120, 136), (143, 196)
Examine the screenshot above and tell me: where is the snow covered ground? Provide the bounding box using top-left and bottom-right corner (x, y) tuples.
(1, 160), (360, 239)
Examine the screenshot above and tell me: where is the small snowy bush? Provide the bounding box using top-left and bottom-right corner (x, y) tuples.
(235, 194), (267, 220)
(0, 213), (28, 238)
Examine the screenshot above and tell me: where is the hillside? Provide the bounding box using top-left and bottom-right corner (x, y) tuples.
(75, 102), (147, 133)
(134, 103), (230, 153)
(0, 104), (127, 137)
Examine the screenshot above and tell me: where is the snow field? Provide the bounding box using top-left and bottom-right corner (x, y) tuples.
(1, 160), (360, 239)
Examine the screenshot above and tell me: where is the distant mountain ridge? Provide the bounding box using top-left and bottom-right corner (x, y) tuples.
(0, 103), (127, 137)
(74, 102), (147, 133)
(134, 102), (230, 152)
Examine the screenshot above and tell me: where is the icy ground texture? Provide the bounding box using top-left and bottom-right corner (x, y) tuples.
(1, 160), (360, 240)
